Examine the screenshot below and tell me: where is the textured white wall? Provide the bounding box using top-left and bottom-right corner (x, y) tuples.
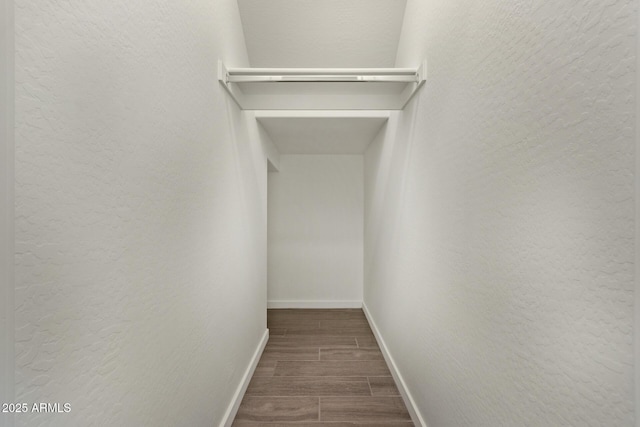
(268, 155), (363, 307)
(1, 0), (14, 426)
(365, 1), (636, 426)
(13, 2), (270, 426)
(635, 4), (640, 423)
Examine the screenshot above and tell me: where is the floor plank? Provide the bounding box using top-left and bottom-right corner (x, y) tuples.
(268, 319), (321, 329)
(260, 346), (319, 361)
(319, 319), (370, 328)
(320, 397), (411, 422)
(268, 336), (357, 348)
(254, 360), (277, 377)
(268, 309), (366, 321)
(286, 327), (374, 337)
(368, 377), (401, 396)
(274, 361), (390, 377)
(235, 397), (319, 422)
(246, 377), (371, 397)
(354, 335), (378, 348)
(320, 348), (384, 361)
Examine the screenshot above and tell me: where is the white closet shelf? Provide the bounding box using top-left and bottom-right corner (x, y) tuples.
(218, 60), (426, 110)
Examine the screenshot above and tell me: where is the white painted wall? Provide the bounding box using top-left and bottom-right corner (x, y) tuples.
(13, 2), (270, 426)
(268, 155), (363, 308)
(1, 1), (14, 426)
(636, 6), (640, 426)
(238, 0), (406, 68)
(365, 1), (636, 426)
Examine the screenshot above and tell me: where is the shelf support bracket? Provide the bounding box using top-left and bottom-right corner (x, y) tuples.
(400, 60), (427, 109)
(218, 60), (245, 110)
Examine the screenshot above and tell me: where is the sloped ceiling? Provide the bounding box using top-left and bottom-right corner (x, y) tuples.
(237, 0), (407, 68)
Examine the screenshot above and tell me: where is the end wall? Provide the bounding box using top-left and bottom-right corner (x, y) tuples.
(268, 155), (363, 308)
(365, 1), (636, 425)
(13, 1), (268, 425)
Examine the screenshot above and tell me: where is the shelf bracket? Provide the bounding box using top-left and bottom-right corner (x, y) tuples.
(218, 60), (245, 109)
(400, 60), (427, 109)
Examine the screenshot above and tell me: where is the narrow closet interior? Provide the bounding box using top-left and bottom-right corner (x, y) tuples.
(9, 0), (635, 426)
(220, 2), (426, 423)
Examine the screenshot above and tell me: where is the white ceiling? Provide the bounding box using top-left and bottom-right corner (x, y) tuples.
(237, 0), (407, 68)
(256, 112), (389, 154)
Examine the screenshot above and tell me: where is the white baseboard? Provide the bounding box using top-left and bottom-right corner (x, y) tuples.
(362, 303), (427, 427)
(267, 300), (362, 309)
(219, 328), (269, 427)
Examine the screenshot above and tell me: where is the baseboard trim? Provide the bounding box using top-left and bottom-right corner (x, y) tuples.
(219, 328), (269, 427)
(267, 300), (362, 309)
(362, 303), (427, 427)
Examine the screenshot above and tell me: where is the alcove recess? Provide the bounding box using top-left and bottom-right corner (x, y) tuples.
(218, 60), (426, 110)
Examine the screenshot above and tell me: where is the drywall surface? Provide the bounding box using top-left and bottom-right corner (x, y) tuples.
(268, 155), (363, 307)
(237, 0), (406, 68)
(1, 1), (14, 426)
(14, 2), (269, 426)
(636, 6), (640, 424)
(257, 115), (388, 155)
(365, 1), (636, 426)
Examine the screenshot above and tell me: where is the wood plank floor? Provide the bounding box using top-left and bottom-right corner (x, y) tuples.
(233, 309), (413, 426)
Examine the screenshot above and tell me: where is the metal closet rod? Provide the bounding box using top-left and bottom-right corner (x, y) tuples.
(225, 67), (420, 83)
